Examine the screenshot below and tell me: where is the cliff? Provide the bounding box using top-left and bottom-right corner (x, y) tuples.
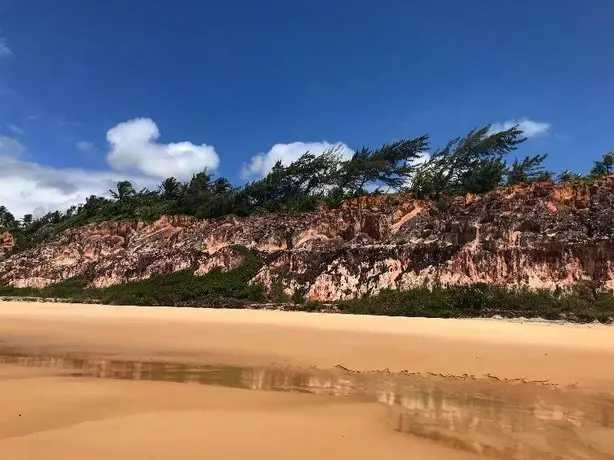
(2, 178), (614, 301)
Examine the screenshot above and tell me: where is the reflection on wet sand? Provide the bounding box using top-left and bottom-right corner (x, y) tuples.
(1, 349), (613, 459)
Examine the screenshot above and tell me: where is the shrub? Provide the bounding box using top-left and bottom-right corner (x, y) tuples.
(0, 246), (265, 306)
(2, 274), (614, 323)
(336, 284), (614, 323)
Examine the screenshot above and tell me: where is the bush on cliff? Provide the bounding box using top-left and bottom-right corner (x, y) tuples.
(0, 277), (92, 300)
(0, 246), (265, 306)
(335, 284), (614, 323)
(98, 246), (264, 306)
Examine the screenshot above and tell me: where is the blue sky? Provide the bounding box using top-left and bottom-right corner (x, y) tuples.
(0, 0), (613, 216)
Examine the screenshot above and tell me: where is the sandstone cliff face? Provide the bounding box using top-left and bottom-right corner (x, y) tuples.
(2, 178), (614, 300)
(0, 232), (14, 257)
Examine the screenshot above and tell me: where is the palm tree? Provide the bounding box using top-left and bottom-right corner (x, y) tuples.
(109, 181), (136, 203)
(159, 177), (184, 200)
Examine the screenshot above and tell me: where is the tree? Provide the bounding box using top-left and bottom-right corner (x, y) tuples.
(558, 170), (582, 183)
(336, 136), (429, 194)
(461, 158), (508, 193)
(46, 211), (62, 224)
(240, 162), (293, 213)
(109, 181), (136, 203)
(283, 148), (342, 196)
(506, 154), (550, 185)
(211, 177), (234, 196)
(590, 152), (614, 177)
(107, 181), (139, 216)
(411, 125), (526, 198)
(181, 171), (213, 215)
(196, 177), (237, 219)
(80, 195), (112, 219)
(22, 214), (33, 228)
(240, 148), (344, 213)
(179, 171), (238, 218)
(0, 206), (17, 228)
(159, 177), (184, 201)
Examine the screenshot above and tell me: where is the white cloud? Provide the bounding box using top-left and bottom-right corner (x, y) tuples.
(106, 118), (219, 180)
(1, 117), (220, 217)
(6, 123), (24, 135)
(242, 141), (354, 179)
(489, 118), (551, 138)
(0, 136), (25, 157)
(0, 154), (155, 218)
(1, 117), (361, 218)
(76, 140), (94, 152)
(0, 36), (11, 58)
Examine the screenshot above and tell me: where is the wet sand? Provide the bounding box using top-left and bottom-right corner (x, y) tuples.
(1, 301), (614, 389)
(1, 364), (484, 459)
(1, 301), (614, 459)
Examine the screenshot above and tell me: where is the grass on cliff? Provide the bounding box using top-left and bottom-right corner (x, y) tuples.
(0, 277), (91, 300)
(0, 245), (265, 306)
(333, 283), (614, 323)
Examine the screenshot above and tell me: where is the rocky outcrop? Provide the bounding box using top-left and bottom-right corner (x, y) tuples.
(0, 232), (14, 257)
(3, 178), (614, 300)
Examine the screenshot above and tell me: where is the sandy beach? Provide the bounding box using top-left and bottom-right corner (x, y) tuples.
(1, 301), (614, 388)
(1, 301), (614, 459)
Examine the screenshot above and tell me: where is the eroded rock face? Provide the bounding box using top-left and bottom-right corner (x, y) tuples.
(2, 178), (614, 299)
(0, 232), (14, 257)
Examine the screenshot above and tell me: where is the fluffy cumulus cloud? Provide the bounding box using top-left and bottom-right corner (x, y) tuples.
(489, 118), (551, 138)
(242, 141), (354, 179)
(0, 154), (156, 218)
(0, 117), (220, 217)
(106, 118), (219, 180)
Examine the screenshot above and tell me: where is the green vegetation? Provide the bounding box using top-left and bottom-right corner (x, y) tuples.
(2, 122), (612, 255)
(98, 245), (265, 306)
(0, 277), (92, 300)
(0, 246), (265, 306)
(1, 279), (613, 323)
(335, 284), (614, 323)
